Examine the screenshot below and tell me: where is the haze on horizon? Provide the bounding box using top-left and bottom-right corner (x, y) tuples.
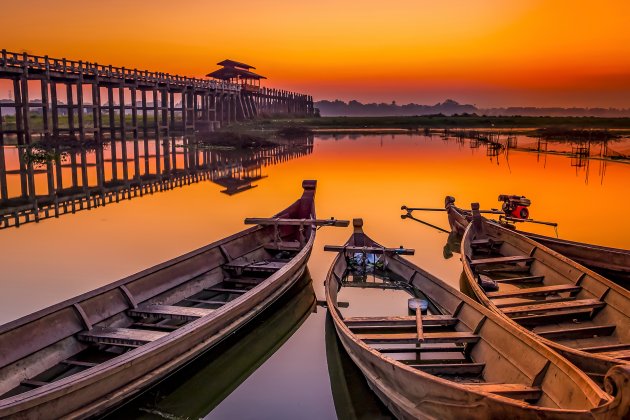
(1, 0), (629, 108)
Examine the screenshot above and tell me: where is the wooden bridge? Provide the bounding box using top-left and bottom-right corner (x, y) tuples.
(0, 50), (315, 145)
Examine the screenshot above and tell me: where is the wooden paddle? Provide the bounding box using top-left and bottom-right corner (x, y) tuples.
(408, 298), (427, 342)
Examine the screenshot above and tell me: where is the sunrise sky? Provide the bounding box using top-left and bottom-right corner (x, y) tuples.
(2, 0), (630, 107)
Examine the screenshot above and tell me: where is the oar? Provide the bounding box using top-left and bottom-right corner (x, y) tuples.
(408, 298), (428, 342)
(401, 213), (450, 234)
(402, 205), (503, 215)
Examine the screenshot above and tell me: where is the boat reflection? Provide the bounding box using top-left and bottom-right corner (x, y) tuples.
(325, 313), (393, 420)
(106, 271), (316, 419)
(0, 135), (313, 228)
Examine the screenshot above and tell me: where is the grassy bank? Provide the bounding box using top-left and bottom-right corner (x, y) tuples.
(229, 116), (630, 132)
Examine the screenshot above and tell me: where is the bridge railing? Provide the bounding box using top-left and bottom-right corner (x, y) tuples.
(0, 49), (240, 92)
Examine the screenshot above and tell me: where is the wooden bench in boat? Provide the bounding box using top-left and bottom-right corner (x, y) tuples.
(344, 315), (458, 327)
(503, 299), (606, 317)
(264, 241), (301, 251)
(471, 239), (504, 248)
(223, 277), (264, 286)
(494, 275), (545, 285)
(204, 287), (249, 294)
(78, 327), (168, 346)
(323, 245), (415, 255)
(375, 345), (465, 353)
(465, 383), (542, 401)
(223, 260), (286, 274)
(357, 332), (479, 344)
(487, 285), (581, 299)
(61, 360), (98, 368)
(536, 324), (616, 340)
(408, 362), (485, 376)
(470, 256), (534, 266)
(128, 305), (214, 321)
(579, 343), (630, 353)
(512, 310), (594, 327)
(496, 296), (576, 309)
(185, 298), (229, 306)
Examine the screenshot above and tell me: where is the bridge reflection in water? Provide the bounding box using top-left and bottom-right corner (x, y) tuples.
(0, 135), (313, 228)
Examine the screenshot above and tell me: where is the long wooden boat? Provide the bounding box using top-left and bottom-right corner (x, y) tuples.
(111, 273), (316, 418)
(325, 219), (630, 419)
(0, 180), (346, 419)
(461, 204), (630, 384)
(446, 196), (630, 286)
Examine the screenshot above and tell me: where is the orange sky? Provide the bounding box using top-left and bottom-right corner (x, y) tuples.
(2, 0), (630, 107)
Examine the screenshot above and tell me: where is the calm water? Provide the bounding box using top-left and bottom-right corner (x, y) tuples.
(1, 133), (629, 418)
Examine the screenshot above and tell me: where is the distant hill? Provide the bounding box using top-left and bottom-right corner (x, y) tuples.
(315, 99), (630, 118)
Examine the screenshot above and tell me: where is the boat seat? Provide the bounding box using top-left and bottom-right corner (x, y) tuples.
(223, 277), (264, 286)
(503, 299), (606, 317)
(128, 304), (214, 321)
(61, 360), (98, 368)
(471, 239), (504, 248)
(597, 350), (630, 361)
(512, 309), (594, 327)
(537, 325), (616, 340)
(78, 327), (168, 346)
(487, 284), (581, 299)
(494, 276), (545, 284)
(579, 343), (630, 353)
(357, 332), (479, 344)
(20, 379), (49, 388)
(344, 315), (458, 327)
(264, 241), (301, 251)
(185, 298), (229, 306)
(375, 345), (465, 353)
(204, 287), (249, 295)
(470, 256), (534, 266)
(496, 296), (576, 309)
(223, 260), (286, 274)
(408, 362), (485, 376)
(465, 383), (542, 401)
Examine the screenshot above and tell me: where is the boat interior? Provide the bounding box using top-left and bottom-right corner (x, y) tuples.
(327, 222), (609, 411)
(0, 209), (311, 401)
(463, 215), (630, 370)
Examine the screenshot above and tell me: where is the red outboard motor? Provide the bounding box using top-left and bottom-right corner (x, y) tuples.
(498, 194), (531, 220)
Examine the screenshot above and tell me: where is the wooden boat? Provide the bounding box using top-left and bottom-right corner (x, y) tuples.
(461, 204), (630, 383)
(111, 273), (316, 418)
(325, 219), (630, 419)
(0, 180), (347, 419)
(446, 196), (630, 286)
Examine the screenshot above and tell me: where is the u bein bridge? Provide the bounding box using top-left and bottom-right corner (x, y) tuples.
(0, 50), (315, 144)
(0, 135), (313, 229)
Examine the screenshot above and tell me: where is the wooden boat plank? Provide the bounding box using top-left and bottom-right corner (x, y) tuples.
(222, 277), (264, 286)
(537, 324), (616, 340)
(487, 284), (581, 299)
(465, 383), (542, 401)
(263, 241), (301, 251)
(20, 380), (48, 388)
(78, 327), (168, 346)
(128, 305), (214, 321)
(61, 360), (98, 368)
(357, 332), (479, 344)
(579, 343), (630, 353)
(374, 345), (465, 353)
(184, 298), (228, 306)
(495, 296), (576, 309)
(344, 315), (457, 327)
(494, 276), (545, 284)
(470, 256), (534, 266)
(471, 239), (504, 247)
(408, 362), (485, 375)
(503, 299), (606, 316)
(511, 309), (593, 326)
(204, 287), (249, 294)
(597, 350), (630, 360)
(223, 260), (286, 272)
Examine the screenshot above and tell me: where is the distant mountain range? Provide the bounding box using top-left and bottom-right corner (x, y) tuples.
(315, 99), (630, 118)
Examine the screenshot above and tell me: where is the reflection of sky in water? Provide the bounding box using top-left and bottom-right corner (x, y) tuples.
(1, 133), (629, 418)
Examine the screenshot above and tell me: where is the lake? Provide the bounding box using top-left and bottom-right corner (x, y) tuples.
(0, 132), (628, 418)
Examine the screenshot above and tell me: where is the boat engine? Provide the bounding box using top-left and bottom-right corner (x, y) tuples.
(498, 194), (531, 219)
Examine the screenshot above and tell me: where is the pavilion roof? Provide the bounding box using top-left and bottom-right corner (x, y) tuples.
(217, 59), (256, 70)
(206, 66), (266, 81)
